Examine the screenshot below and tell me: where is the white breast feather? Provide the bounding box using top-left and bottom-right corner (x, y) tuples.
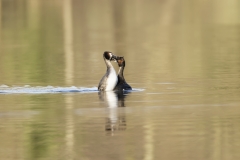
(105, 68), (118, 91)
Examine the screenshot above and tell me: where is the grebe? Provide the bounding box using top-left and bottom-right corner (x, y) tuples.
(114, 57), (132, 91)
(98, 51), (118, 91)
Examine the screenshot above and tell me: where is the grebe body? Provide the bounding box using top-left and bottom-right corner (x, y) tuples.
(98, 51), (118, 91)
(114, 57), (132, 91)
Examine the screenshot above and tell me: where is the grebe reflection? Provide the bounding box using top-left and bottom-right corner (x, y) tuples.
(98, 91), (130, 134)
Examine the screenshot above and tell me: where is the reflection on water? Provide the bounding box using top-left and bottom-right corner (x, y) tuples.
(99, 91), (129, 135)
(0, 0), (240, 160)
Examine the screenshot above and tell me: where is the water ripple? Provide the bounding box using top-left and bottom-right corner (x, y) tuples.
(0, 85), (144, 94)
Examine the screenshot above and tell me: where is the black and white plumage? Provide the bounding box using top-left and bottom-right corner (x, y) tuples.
(114, 57), (132, 91)
(98, 51), (118, 91)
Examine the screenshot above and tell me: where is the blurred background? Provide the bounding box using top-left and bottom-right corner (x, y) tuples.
(0, 0), (240, 160)
(0, 0), (239, 86)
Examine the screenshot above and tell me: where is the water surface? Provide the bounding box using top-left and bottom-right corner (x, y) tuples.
(0, 0), (240, 160)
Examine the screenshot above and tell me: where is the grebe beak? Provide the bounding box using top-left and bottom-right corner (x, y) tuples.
(111, 54), (119, 62)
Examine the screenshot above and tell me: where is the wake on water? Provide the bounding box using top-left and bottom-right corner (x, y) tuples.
(0, 85), (143, 94)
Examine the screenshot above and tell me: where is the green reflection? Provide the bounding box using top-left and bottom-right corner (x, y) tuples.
(1, 0), (64, 85)
(27, 122), (53, 160)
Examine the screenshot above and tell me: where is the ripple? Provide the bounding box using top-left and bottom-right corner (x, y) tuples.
(0, 85), (144, 94)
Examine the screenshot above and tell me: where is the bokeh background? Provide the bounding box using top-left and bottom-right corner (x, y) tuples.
(0, 0), (240, 160)
(1, 0), (240, 86)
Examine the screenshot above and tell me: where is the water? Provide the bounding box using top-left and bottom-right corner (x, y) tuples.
(1, 0), (240, 160)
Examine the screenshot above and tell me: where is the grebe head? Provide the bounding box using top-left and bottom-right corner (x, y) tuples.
(116, 56), (125, 67)
(103, 51), (118, 62)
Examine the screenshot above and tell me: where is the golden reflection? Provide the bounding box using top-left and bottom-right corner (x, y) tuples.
(144, 121), (154, 160)
(63, 0), (74, 159)
(64, 95), (74, 160)
(27, 0), (40, 29)
(63, 0), (74, 85)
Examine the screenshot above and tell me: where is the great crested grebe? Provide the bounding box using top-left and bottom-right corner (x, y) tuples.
(98, 51), (118, 91)
(114, 56), (132, 91)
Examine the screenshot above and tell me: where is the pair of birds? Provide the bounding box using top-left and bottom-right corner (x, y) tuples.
(98, 51), (132, 91)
